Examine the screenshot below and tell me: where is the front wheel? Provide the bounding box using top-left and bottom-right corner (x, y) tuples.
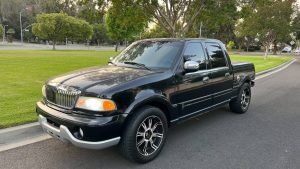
(229, 83), (251, 114)
(119, 106), (168, 163)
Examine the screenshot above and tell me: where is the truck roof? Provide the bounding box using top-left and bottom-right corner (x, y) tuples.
(138, 38), (224, 44)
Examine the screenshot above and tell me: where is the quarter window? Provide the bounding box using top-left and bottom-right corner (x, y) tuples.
(206, 43), (227, 68)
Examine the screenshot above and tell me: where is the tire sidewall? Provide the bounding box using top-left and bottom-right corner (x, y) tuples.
(239, 83), (251, 112)
(121, 106), (168, 163)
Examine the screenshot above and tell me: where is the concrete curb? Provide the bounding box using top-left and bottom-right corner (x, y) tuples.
(0, 58), (296, 152)
(0, 122), (51, 152)
(255, 58), (296, 77)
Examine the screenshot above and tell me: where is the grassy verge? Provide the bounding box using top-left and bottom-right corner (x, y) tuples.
(0, 50), (118, 128)
(0, 51), (292, 128)
(231, 55), (291, 72)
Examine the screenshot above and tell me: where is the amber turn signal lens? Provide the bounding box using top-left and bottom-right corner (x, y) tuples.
(103, 100), (117, 111)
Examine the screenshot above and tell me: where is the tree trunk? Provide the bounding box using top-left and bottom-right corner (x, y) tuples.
(52, 41), (56, 50)
(264, 46), (268, 60)
(273, 41), (277, 55)
(238, 45), (242, 52)
(115, 41), (119, 52)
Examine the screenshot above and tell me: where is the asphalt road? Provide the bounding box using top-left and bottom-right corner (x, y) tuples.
(1, 60), (300, 169)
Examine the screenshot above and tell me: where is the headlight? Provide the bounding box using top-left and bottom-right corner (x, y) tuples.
(42, 85), (46, 97)
(75, 97), (117, 112)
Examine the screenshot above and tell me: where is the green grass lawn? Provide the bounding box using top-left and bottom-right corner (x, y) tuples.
(0, 51), (292, 128)
(231, 55), (291, 72)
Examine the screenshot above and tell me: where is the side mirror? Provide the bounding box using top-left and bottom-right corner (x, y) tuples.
(184, 61), (199, 73)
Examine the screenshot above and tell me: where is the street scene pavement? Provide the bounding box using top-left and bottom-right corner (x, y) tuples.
(0, 60), (299, 169)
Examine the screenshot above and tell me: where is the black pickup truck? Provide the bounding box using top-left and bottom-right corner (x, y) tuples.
(37, 38), (255, 163)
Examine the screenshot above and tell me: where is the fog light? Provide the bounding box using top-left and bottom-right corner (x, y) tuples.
(79, 128), (84, 137)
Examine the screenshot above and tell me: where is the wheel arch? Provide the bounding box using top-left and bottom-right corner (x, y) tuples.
(124, 95), (177, 127)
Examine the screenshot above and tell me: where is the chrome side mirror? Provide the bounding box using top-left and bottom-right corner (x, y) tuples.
(184, 61), (199, 72)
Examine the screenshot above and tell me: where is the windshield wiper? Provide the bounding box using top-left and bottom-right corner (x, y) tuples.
(123, 61), (151, 70)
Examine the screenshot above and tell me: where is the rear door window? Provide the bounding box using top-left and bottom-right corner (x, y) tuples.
(205, 42), (227, 68)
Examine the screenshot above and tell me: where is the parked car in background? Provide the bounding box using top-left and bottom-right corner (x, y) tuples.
(293, 49), (300, 54)
(37, 38), (255, 163)
(282, 46), (292, 53)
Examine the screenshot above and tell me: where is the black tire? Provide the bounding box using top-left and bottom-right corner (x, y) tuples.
(119, 106), (168, 163)
(229, 83), (251, 114)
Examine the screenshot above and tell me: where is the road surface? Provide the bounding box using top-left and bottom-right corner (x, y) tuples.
(0, 60), (299, 169)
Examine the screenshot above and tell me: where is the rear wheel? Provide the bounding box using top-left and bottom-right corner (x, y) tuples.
(119, 106), (168, 163)
(229, 83), (251, 114)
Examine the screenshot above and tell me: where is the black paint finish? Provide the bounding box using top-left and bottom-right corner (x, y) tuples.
(36, 38), (255, 142)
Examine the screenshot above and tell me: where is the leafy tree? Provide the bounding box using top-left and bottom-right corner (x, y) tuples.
(190, 0), (238, 42)
(139, 0), (203, 38)
(227, 41), (235, 50)
(106, 0), (147, 51)
(0, 0), (26, 39)
(293, 13), (300, 40)
(32, 13), (93, 50)
(77, 0), (107, 24)
(92, 23), (108, 45)
(0, 24), (3, 36)
(235, 20), (256, 52)
(6, 28), (15, 42)
(239, 0), (295, 57)
(143, 25), (171, 39)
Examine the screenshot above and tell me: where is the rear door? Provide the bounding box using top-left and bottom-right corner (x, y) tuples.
(205, 42), (234, 104)
(171, 42), (213, 117)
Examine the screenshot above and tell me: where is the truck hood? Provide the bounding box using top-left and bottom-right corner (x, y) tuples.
(47, 65), (158, 93)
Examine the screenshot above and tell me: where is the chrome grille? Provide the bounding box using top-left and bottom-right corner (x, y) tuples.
(45, 85), (81, 109)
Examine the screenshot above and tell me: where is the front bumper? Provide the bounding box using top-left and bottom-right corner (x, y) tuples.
(36, 101), (125, 149)
(38, 115), (120, 149)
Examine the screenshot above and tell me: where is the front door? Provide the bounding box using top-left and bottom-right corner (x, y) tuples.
(171, 42), (213, 117)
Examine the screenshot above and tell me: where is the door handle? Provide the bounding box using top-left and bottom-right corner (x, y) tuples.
(203, 76), (210, 83)
(225, 73), (231, 78)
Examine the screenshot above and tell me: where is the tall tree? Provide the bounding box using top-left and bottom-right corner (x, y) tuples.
(106, 0), (147, 51)
(92, 23), (108, 45)
(139, 0), (204, 37)
(143, 25), (171, 39)
(32, 13), (93, 50)
(189, 0), (238, 42)
(239, 0), (296, 57)
(293, 13), (300, 40)
(77, 0), (107, 24)
(0, 24), (3, 36)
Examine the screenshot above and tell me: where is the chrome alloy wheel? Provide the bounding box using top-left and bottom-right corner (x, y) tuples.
(241, 87), (251, 110)
(136, 115), (164, 156)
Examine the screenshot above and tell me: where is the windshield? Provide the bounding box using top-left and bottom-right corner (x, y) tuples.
(113, 41), (183, 69)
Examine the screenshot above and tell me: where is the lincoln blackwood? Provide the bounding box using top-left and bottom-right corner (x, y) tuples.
(36, 38), (255, 163)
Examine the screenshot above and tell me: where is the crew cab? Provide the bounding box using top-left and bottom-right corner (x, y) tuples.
(36, 38), (255, 163)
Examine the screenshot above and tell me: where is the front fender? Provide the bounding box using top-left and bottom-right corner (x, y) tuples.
(124, 89), (178, 119)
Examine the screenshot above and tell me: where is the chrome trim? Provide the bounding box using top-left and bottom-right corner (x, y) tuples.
(184, 97), (211, 107)
(38, 115), (120, 149)
(45, 85), (81, 109)
(171, 99), (230, 123)
(177, 88), (232, 105)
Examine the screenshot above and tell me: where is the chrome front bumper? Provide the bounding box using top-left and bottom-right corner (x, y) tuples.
(38, 115), (120, 149)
